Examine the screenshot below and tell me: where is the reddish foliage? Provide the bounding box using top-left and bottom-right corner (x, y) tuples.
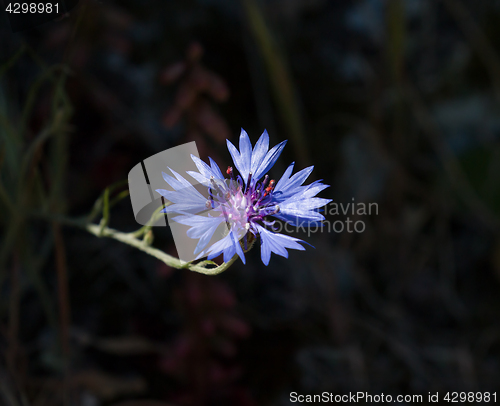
(158, 273), (254, 406)
(160, 42), (231, 153)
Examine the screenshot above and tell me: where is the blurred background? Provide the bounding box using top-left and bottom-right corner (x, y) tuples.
(2, 0), (500, 404)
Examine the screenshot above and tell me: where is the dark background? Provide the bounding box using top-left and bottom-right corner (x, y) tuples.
(2, 0), (500, 405)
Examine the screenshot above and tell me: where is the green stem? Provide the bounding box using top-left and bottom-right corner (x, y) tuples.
(130, 202), (171, 239)
(45, 215), (238, 276)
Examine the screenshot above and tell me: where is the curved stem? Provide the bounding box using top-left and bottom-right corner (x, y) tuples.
(47, 215), (238, 276)
(129, 202), (170, 239)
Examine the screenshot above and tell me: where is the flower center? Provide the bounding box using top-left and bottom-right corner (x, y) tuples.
(208, 171), (279, 228)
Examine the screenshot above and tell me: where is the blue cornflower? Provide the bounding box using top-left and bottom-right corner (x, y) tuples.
(156, 129), (331, 265)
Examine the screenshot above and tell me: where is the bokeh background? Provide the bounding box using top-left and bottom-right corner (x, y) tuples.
(2, 0), (500, 404)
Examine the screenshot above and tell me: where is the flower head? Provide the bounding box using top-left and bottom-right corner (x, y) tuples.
(156, 129), (331, 265)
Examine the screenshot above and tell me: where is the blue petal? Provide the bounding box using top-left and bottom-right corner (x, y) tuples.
(155, 189), (181, 201)
(282, 184), (330, 203)
(172, 213), (222, 230)
(282, 166), (314, 192)
(205, 230), (246, 264)
(254, 140), (287, 181)
(187, 171), (210, 187)
(274, 162), (295, 192)
(157, 169), (208, 213)
(172, 214), (225, 255)
(226, 139), (248, 182)
(271, 179), (331, 226)
(187, 155), (227, 193)
(161, 203), (209, 214)
(272, 164), (315, 204)
(280, 197), (331, 212)
(209, 157), (225, 179)
(250, 129), (269, 176)
(161, 171), (181, 190)
(201, 232), (231, 260)
(190, 154), (218, 180)
(231, 230), (246, 264)
(273, 210), (326, 225)
(238, 128), (252, 179)
(169, 168), (206, 195)
(256, 224), (306, 265)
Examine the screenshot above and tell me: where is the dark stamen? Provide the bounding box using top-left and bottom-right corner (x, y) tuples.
(259, 205), (280, 216)
(208, 189), (215, 208)
(210, 176), (223, 196)
(245, 172), (253, 192)
(261, 175), (269, 189)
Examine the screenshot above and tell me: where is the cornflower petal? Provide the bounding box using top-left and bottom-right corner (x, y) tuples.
(209, 157), (225, 179)
(157, 129), (330, 265)
(186, 170), (210, 187)
(172, 214), (225, 255)
(226, 139), (247, 181)
(238, 128), (252, 178)
(250, 129), (269, 175)
(156, 169), (208, 213)
(253, 140), (287, 181)
(256, 224), (306, 266)
(274, 162), (295, 192)
(206, 230), (246, 264)
(273, 165), (314, 202)
(190, 154), (219, 181)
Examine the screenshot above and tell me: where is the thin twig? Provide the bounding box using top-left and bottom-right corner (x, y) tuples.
(405, 82), (500, 231)
(41, 214), (238, 276)
(52, 223), (71, 406)
(442, 0), (500, 97)
(242, 0), (310, 167)
(7, 252), (20, 385)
